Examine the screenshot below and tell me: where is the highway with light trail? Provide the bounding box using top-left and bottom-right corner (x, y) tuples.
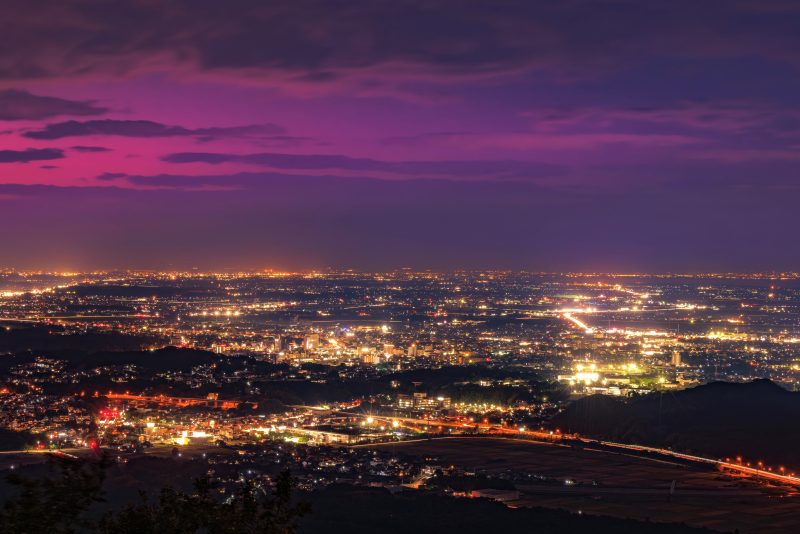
(355, 413), (800, 487)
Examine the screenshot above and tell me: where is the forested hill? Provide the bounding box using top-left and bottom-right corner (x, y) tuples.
(553, 379), (800, 468)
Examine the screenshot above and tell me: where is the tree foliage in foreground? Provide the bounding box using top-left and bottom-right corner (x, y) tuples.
(0, 454), (108, 533)
(0, 455), (309, 534)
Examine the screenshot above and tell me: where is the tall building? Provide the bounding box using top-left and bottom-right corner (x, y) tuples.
(362, 352), (381, 365)
(671, 350), (682, 367)
(304, 333), (320, 351)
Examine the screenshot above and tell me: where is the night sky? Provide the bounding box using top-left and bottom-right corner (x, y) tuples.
(1, 1), (799, 271)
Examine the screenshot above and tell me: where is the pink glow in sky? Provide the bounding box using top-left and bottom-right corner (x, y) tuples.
(2, 1), (800, 270)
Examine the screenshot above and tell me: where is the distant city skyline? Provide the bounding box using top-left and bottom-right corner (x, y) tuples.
(2, 1), (800, 270)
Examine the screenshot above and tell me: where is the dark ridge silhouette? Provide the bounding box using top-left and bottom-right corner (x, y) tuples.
(381, 365), (541, 388)
(57, 347), (223, 373)
(0, 347), (226, 375)
(553, 379), (800, 468)
(0, 322), (158, 354)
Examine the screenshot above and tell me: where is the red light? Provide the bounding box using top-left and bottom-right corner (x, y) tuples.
(90, 441), (98, 449)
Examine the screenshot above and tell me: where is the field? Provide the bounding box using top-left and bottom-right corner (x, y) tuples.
(369, 437), (800, 534)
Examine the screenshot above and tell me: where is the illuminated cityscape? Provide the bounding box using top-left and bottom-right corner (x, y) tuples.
(3, 1), (800, 532)
(2, 270), (800, 532)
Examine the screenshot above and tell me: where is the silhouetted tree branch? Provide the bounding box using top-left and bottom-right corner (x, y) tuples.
(0, 454), (309, 534)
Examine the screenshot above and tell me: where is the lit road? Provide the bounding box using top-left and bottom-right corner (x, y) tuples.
(105, 392), (257, 410)
(585, 440), (800, 487)
(364, 413), (565, 442)
(562, 312), (593, 332)
(354, 412), (800, 488)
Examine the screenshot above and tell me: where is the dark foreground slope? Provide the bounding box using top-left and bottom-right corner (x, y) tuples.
(553, 379), (800, 467)
(300, 484), (709, 534)
(0, 458), (710, 534)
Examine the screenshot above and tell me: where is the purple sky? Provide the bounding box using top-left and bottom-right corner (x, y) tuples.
(1, 1), (800, 271)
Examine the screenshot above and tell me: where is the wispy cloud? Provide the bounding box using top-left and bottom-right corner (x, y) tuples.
(24, 120), (285, 140)
(160, 151), (564, 180)
(0, 89), (106, 120)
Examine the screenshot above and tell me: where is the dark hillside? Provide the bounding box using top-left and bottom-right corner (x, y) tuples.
(553, 380), (800, 468)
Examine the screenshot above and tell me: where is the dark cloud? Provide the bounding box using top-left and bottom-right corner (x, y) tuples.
(161, 151), (563, 179)
(70, 145), (112, 152)
(1, 1), (800, 82)
(0, 148), (64, 163)
(0, 89), (106, 120)
(96, 172), (128, 181)
(24, 120), (285, 140)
